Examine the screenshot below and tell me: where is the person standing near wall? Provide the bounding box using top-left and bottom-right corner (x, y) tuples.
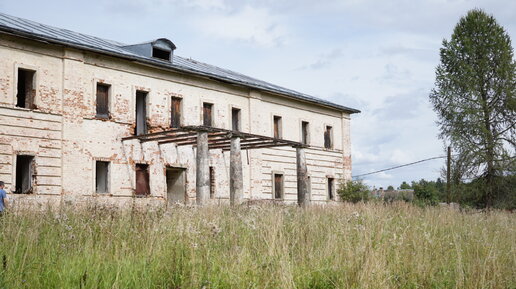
(0, 181), (7, 215)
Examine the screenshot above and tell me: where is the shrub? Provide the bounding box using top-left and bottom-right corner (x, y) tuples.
(337, 180), (370, 203)
(412, 179), (440, 205)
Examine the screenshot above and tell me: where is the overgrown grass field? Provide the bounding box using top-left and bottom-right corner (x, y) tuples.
(0, 203), (514, 288)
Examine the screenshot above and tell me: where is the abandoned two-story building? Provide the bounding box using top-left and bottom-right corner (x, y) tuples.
(0, 13), (359, 208)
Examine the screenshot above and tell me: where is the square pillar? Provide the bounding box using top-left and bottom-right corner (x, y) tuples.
(196, 131), (209, 205)
(230, 136), (243, 205)
(296, 147), (310, 207)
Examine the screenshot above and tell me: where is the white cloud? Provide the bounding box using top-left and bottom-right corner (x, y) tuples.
(180, 0), (228, 10)
(389, 149), (415, 165)
(353, 149), (381, 164)
(376, 172), (394, 180)
(193, 6), (288, 47)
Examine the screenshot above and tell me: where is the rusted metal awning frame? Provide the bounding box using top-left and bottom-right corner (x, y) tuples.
(122, 125), (310, 207)
(122, 125), (306, 151)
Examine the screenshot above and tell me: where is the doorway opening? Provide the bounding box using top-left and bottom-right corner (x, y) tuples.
(166, 167), (186, 205)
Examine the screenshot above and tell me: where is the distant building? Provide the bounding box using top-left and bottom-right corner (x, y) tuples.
(371, 188), (414, 202)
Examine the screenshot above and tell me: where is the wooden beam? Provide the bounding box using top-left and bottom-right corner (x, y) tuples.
(145, 134), (197, 143)
(124, 125), (307, 151)
(141, 131), (198, 143)
(122, 127), (184, 141)
(218, 143), (293, 151)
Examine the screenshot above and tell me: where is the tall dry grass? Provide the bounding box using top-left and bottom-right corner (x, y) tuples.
(0, 203), (514, 288)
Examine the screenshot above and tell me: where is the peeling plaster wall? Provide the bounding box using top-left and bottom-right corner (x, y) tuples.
(0, 35), (353, 208)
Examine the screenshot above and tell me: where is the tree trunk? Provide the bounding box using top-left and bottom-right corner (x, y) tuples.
(481, 91), (495, 208)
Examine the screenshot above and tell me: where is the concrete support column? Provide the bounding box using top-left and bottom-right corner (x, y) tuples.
(196, 131), (209, 205)
(230, 136), (243, 205)
(296, 147), (310, 207)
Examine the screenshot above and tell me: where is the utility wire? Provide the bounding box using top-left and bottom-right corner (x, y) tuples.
(352, 156), (446, 178)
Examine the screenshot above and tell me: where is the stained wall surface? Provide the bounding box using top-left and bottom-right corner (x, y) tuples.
(0, 34), (353, 207)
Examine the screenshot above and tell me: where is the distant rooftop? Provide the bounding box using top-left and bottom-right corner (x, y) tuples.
(0, 12), (360, 114)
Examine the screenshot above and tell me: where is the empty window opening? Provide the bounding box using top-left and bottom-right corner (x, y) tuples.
(301, 121), (309, 145)
(171, 97), (182, 128)
(232, 108), (241, 131)
(135, 164), (150, 196)
(203, 102), (213, 127)
(152, 47), (171, 61)
(273, 116), (282, 139)
(96, 83), (110, 119)
(166, 167), (186, 205)
(209, 166), (215, 199)
(15, 155), (34, 194)
(95, 161), (109, 194)
(328, 178), (335, 200)
(324, 126), (333, 149)
(16, 69), (36, 109)
(135, 91), (148, 135)
(273, 173), (284, 200)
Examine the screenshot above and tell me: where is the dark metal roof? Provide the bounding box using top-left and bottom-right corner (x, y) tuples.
(0, 12), (360, 114)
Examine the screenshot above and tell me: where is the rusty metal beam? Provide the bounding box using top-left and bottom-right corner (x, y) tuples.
(124, 125), (307, 151)
(122, 127), (184, 141)
(158, 135), (231, 146)
(142, 132), (198, 143)
(215, 143), (293, 151)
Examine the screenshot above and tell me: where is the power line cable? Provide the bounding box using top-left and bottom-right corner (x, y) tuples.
(352, 156), (446, 178)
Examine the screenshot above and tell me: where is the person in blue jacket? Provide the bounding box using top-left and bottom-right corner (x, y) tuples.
(0, 181), (8, 215)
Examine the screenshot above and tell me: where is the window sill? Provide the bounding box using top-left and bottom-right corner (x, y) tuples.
(94, 115), (111, 121)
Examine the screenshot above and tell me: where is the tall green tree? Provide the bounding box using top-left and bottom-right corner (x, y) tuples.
(430, 9), (516, 207)
(399, 181), (411, 190)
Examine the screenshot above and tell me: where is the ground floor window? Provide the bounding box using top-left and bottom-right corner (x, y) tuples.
(273, 173), (284, 200)
(328, 178), (335, 200)
(15, 155), (34, 194)
(166, 167), (186, 205)
(209, 166), (215, 199)
(95, 161), (109, 194)
(135, 164), (150, 196)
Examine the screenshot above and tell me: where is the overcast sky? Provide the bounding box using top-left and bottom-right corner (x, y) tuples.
(2, 0), (515, 188)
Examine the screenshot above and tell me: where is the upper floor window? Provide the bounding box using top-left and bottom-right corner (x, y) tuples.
(273, 115), (282, 139)
(324, 125), (333, 149)
(16, 68), (36, 109)
(135, 90), (148, 135)
(232, 108), (241, 131)
(203, 102), (213, 127)
(301, 121), (309, 145)
(96, 83), (110, 119)
(171, 97), (182, 128)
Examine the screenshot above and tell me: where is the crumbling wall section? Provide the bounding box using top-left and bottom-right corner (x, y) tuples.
(0, 36), (63, 203)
